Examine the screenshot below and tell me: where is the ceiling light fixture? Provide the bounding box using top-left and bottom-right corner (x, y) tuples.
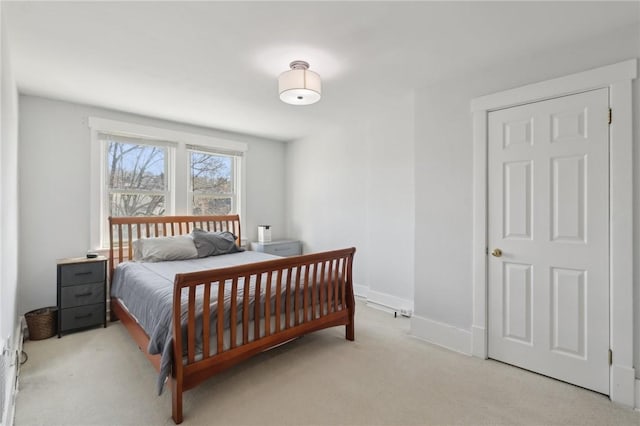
(278, 60), (321, 105)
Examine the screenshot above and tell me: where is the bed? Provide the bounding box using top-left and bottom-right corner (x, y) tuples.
(108, 215), (356, 424)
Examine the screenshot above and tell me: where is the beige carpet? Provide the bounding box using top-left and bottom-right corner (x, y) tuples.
(15, 301), (640, 426)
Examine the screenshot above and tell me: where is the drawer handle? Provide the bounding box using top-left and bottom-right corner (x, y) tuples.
(74, 292), (93, 297)
(74, 271), (93, 276)
(74, 313), (93, 319)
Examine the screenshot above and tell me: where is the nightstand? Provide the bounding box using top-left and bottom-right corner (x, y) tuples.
(251, 240), (302, 257)
(56, 256), (107, 337)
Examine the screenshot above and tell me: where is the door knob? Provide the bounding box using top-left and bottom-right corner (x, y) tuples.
(491, 248), (502, 257)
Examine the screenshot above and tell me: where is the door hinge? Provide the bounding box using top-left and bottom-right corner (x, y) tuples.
(608, 108), (612, 124)
(608, 349), (613, 365)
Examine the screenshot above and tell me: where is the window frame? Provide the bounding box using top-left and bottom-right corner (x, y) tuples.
(100, 135), (175, 244)
(89, 117), (247, 250)
(187, 147), (240, 216)
(103, 133), (175, 216)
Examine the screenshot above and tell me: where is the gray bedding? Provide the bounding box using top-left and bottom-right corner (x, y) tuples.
(111, 251), (282, 394)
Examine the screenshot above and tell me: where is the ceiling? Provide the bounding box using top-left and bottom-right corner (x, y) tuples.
(5, 1), (639, 141)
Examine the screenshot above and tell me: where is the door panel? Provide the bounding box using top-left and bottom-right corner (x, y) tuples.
(504, 161), (533, 239)
(488, 88), (609, 394)
(503, 262), (533, 344)
(550, 267), (586, 357)
(551, 156), (586, 242)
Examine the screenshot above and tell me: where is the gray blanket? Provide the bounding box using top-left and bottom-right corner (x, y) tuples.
(111, 251), (282, 394)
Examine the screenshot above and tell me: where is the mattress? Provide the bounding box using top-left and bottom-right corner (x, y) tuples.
(111, 251), (283, 393)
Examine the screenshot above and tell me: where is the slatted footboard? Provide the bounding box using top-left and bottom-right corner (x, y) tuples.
(171, 247), (355, 423)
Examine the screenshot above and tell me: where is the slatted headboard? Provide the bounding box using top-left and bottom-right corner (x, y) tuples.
(108, 215), (242, 279)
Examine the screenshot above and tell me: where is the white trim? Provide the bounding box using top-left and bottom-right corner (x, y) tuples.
(471, 59), (637, 112)
(353, 285), (414, 315)
(608, 77), (635, 407)
(89, 126), (102, 251)
(88, 117), (248, 249)
(2, 321), (24, 426)
(635, 379), (640, 411)
(353, 283), (369, 299)
(365, 302), (397, 316)
(410, 315), (472, 355)
(353, 284), (413, 316)
(88, 117), (248, 153)
(96, 132), (177, 148)
(471, 109), (489, 359)
(471, 59), (637, 407)
(611, 364), (636, 407)
(471, 325), (486, 358)
(367, 290), (413, 313)
(240, 149), (247, 231)
(185, 150), (241, 216)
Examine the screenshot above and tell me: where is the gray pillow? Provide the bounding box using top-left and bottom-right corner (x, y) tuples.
(132, 235), (198, 262)
(191, 228), (244, 258)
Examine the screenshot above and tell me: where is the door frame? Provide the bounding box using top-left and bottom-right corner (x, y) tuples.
(470, 59), (637, 407)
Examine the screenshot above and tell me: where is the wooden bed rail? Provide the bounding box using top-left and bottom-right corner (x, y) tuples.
(108, 215), (241, 279)
(170, 247), (356, 423)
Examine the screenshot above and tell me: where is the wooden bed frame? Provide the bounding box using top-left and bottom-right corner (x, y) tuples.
(108, 215), (356, 424)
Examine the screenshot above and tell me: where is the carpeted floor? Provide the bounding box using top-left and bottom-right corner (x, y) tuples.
(15, 301), (640, 426)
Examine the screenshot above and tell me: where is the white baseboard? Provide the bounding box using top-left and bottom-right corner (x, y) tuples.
(610, 364), (635, 408)
(471, 325), (487, 358)
(1, 319), (24, 426)
(410, 315), (472, 355)
(353, 283), (369, 299)
(367, 290), (413, 314)
(352, 284), (413, 315)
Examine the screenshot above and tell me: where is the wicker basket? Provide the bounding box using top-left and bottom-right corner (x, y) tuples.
(25, 307), (57, 340)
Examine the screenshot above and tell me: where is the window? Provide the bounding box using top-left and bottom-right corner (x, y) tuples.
(188, 147), (237, 216)
(105, 136), (170, 217)
(89, 118), (247, 249)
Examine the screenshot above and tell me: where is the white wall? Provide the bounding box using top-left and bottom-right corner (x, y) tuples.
(0, 3), (20, 423)
(0, 0), (19, 346)
(285, 123), (369, 287)
(285, 95), (415, 311)
(362, 95), (415, 309)
(18, 95), (286, 315)
(412, 23), (640, 369)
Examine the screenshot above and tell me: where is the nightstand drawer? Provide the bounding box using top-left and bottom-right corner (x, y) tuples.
(60, 304), (104, 331)
(252, 240), (302, 257)
(60, 282), (105, 309)
(60, 262), (105, 286)
(266, 243), (301, 257)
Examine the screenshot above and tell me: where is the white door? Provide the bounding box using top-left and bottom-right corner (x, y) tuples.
(487, 88), (610, 394)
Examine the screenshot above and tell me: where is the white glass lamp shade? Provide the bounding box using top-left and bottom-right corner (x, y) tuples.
(278, 65), (321, 105)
